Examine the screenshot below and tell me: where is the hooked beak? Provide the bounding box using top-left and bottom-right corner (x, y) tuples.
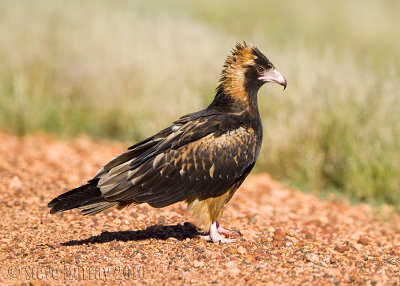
(259, 69), (287, 90)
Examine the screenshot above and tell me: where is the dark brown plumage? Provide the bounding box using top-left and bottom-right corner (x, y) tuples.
(48, 42), (287, 243)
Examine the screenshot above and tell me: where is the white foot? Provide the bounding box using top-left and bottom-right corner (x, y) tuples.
(199, 221), (235, 243)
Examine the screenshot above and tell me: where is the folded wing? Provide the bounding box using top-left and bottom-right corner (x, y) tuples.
(95, 114), (259, 209)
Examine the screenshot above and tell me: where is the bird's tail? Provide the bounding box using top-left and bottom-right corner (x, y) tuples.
(47, 180), (118, 215)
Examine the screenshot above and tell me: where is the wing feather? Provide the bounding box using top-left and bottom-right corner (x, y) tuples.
(89, 113), (260, 209)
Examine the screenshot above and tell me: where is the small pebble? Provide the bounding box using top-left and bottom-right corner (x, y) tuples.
(193, 260), (204, 268)
(237, 246), (247, 255)
(357, 236), (370, 245)
(273, 228), (286, 240)
(334, 245), (350, 253)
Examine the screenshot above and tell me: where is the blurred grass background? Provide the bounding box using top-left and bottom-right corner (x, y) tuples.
(0, 0), (399, 206)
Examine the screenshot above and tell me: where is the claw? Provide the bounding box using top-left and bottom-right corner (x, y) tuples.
(199, 233), (234, 243)
(217, 226), (242, 237)
(198, 221), (237, 243)
(217, 227), (242, 237)
(216, 221), (242, 237)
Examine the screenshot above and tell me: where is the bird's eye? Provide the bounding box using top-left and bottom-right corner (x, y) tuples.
(257, 66), (265, 74)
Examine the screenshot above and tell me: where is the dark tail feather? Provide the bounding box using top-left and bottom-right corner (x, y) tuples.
(48, 181), (116, 215)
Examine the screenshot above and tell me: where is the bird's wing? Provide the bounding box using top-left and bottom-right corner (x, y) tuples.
(93, 114), (259, 208)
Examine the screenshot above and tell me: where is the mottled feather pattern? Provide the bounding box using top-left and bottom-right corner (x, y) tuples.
(91, 114), (259, 213)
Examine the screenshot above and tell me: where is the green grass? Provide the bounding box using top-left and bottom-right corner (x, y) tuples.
(0, 0), (399, 206)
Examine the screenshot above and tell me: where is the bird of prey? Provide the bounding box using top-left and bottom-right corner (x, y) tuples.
(48, 42), (287, 243)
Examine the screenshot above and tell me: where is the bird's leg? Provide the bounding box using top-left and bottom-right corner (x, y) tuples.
(210, 221), (234, 243)
(216, 221), (242, 237)
(199, 221), (235, 243)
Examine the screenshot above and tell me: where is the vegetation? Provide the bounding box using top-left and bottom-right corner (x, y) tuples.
(1, 0), (399, 205)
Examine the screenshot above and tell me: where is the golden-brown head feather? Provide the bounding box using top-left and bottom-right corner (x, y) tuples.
(219, 42), (258, 101)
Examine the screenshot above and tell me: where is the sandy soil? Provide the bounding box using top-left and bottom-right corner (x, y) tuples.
(0, 132), (399, 285)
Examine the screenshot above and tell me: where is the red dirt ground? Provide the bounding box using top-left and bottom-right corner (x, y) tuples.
(0, 132), (399, 285)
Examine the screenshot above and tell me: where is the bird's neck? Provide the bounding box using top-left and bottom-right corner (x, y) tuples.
(209, 85), (260, 114)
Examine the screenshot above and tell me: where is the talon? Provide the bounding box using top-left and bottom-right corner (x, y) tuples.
(216, 221), (242, 237)
(218, 226), (242, 237)
(198, 234), (211, 241)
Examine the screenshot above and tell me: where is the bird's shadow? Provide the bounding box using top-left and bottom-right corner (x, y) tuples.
(61, 222), (201, 246)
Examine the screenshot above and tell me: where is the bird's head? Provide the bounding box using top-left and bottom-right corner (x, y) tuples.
(216, 42), (286, 109)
